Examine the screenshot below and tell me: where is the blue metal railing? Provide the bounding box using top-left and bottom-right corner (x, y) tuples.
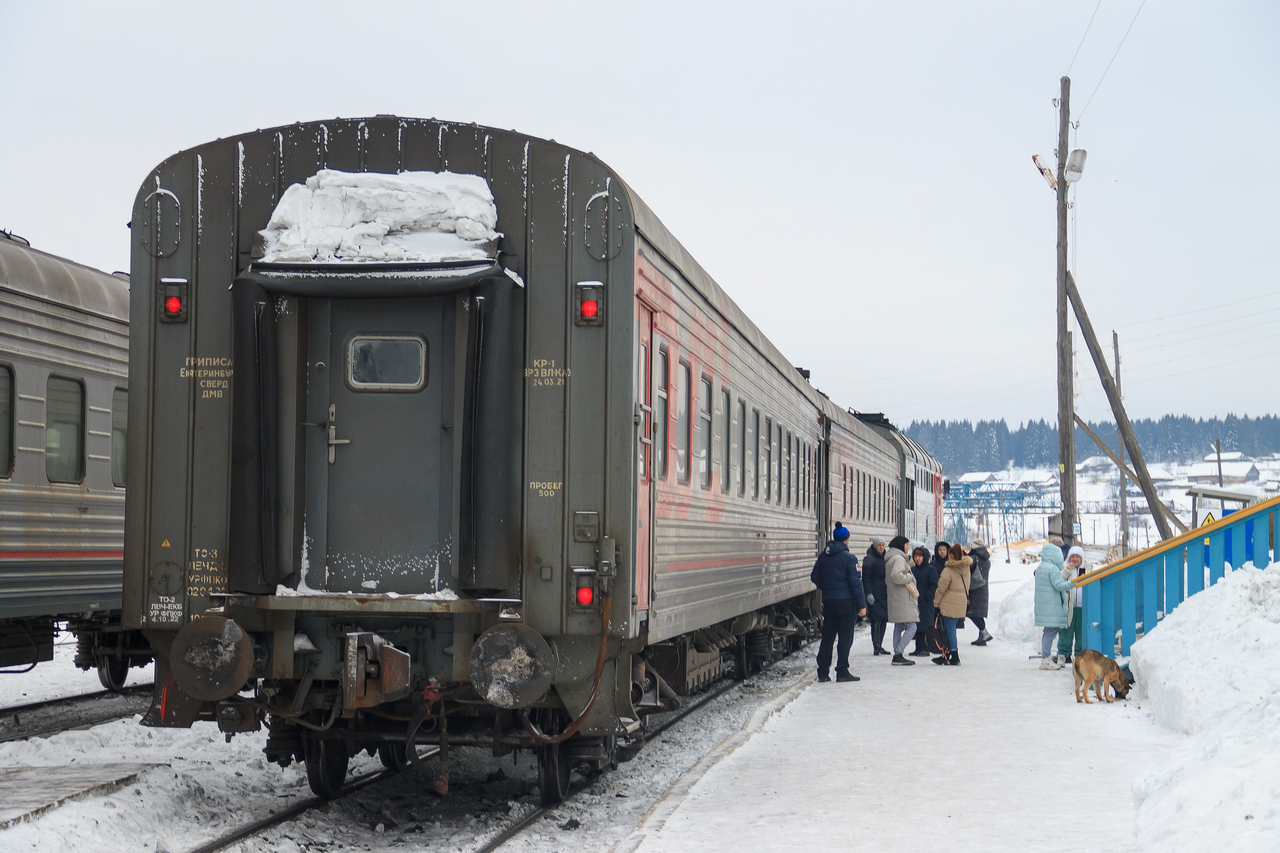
(1078, 493), (1279, 656)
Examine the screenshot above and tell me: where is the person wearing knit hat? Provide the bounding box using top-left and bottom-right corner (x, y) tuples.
(1056, 546), (1089, 663)
(809, 525), (867, 682)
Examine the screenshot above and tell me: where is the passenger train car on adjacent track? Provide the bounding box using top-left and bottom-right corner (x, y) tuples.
(0, 231), (150, 688)
(122, 118), (942, 802)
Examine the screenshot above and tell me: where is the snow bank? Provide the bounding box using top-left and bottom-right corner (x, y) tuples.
(994, 578), (1038, 649)
(258, 169), (500, 264)
(1129, 563), (1280, 852)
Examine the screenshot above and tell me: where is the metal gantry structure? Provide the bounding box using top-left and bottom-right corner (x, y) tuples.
(942, 480), (1178, 548)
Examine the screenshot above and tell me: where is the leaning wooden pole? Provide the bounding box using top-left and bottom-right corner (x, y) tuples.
(1073, 413), (1188, 534)
(1065, 272), (1174, 540)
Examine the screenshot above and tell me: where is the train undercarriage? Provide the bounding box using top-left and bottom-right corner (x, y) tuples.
(174, 595), (821, 804)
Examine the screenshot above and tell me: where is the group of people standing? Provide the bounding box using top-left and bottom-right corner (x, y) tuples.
(810, 526), (994, 681)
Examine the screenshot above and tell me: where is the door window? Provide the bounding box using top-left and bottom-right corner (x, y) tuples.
(347, 335), (427, 391)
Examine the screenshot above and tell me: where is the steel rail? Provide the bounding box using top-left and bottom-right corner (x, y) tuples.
(0, 684), (152, 743)
(179, 750), (440, 853)
(471, 678), (742, 853)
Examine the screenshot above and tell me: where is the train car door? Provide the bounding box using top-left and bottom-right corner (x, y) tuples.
(634, 303), (655, 610)
(304, 296), (451, 594)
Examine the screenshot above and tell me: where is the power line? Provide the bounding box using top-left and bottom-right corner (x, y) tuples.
(1078, 0), (1148, 120)
(1065, 0), (1105, 77)
(1115, 291), (1280, 329)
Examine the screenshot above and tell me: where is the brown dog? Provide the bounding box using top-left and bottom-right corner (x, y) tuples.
(1072, 650), (1131, 704)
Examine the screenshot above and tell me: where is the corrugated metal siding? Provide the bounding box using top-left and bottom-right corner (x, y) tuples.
(0, 240), (128, 621)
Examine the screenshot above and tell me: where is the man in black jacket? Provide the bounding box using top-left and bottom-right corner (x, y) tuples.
(811, 525), (867, 682)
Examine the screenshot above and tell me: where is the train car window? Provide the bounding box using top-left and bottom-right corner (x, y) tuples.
(655, 347), (668, 479)
(784, 431), (792, 506)
(751, 409), (760, 499)
(763, 417), (773, 501)
(0, 366), (11, 477)
(676, 361), (690, 484)
(46, 376), (85, 483)
(736, 399), (746, 497)
(111, 388), (128, 487)
(698, 377), (712, 489)
(720, 388), (730, 494)
(842, 465), (847, 517)
(347, 336), (426, 391)
(801, 444), (807, 509)
(774, 426), (782, 504)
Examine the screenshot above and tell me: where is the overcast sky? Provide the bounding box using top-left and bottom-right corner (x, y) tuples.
(3, 1), (1276, 430)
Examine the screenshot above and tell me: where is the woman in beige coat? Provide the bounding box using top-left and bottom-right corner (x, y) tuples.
(884, 536), (919, 666)
(932, 543), (972, 666)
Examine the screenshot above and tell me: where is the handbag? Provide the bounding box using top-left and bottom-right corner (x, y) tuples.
(925, 612), (949, 655)
(970, 562), (987, 590)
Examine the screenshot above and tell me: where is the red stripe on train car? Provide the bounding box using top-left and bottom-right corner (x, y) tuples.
(0, 550), (125, 559)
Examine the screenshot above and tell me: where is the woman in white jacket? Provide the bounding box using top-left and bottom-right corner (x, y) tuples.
(1057, 545), (1089, 663)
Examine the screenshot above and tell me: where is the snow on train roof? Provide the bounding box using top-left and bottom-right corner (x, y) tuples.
(257, 169), (501, 264)
(0, 234), (129, 322)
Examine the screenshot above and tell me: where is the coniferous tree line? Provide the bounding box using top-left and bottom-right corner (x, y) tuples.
(904, 415), (1280, 477)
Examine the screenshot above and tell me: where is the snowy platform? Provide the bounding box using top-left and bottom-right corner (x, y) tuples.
(0, 763), (161, 828)
(619, 623), (1176, 853)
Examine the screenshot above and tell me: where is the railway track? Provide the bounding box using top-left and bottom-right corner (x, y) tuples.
(180, 650), (811, 853)
(0, 685), (152, 743)
(471, 677), (743, 853)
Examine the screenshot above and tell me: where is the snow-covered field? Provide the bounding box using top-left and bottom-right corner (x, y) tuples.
(1, 557), (1274, 851)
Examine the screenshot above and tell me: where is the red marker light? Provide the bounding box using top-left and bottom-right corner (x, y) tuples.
(165, 295), (183, 315)
(580, 299), (599, 319)
(576, 586), (594, 606)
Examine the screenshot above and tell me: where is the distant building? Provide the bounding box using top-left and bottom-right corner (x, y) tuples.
(1187, 461), (1260, 485)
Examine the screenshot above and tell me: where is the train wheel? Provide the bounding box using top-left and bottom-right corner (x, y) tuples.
(304, 737), (349, 798)
(536, 742), (571, 805)
(734, 636), (749, 681)
(378, 743), (410, 772)
(97, 657), (129, 692)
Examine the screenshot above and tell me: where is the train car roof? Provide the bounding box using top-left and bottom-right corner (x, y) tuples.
(139, 117), (908, 447)
(0, 233), (129, 323)
(852, 411), (942, 473)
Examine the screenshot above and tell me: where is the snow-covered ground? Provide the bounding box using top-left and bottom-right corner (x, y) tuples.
(2, 559), (1274, 851)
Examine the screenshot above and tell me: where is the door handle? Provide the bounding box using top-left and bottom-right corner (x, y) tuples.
(328, 425), (351, 463)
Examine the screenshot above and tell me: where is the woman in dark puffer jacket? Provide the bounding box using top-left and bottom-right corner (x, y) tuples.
(967, 539), (993, 645)
(910, 543), (943, 656)
(863, 537), (889, 655)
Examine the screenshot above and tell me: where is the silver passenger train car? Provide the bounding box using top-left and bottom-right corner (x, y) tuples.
(0, 232), (149, 687)
(122, 118), (942, 802)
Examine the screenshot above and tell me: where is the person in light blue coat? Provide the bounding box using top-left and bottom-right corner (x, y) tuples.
(1033, 542), (1074, 668)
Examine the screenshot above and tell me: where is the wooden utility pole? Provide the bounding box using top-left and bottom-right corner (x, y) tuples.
(1056, 76), (1078, 546)
(1065, 272), (1174, 540)
(1115, 332), (1128, 557)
